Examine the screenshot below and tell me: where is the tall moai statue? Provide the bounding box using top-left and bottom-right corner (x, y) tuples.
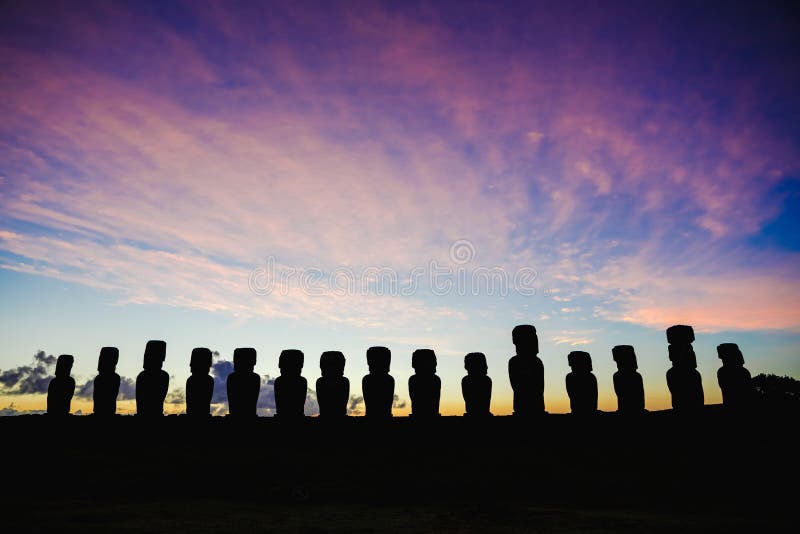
(316, 351), (350, 419)
(275, 349), (307, 419)
(508, 324), (545, 416)
(362, 346), (394, 419)
(186, 347), (214, 417)
(226, 347), (260, 418)
(611, 345), (645, 413)
(136, 340), (169, 417)
(666, 325), (704, 412)
(93, 347), (120, 416)
(462, 352), (492, 417)
(47, 354), (75, 416)
(566, 351), (598, 415)
(716, 343), (754, 412)
(409, 349), (441, 419)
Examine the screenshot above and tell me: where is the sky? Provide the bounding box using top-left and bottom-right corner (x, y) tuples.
(1, 0), (799, 416)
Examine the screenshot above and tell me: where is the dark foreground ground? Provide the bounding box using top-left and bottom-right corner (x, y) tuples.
(1, 408), (796, 533)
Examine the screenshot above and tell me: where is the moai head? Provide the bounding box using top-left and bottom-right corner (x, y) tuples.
(612, 345), (637, 372)
(366, 346), (391, 374)
(668, 343), (697, 369)
(98, 347), (119, 374)
(55, 354), (74, 378)
(464, 352), (488, 375)
(412, 349), (437, 375)
(143, 340), (166, 370)
(666, 325), (695, 345)
(320, 351), (345, 378)
(233, 347), (257, 373)
(717, 343), (745, 367)
(568, 351), (592, 373)
(190, 347), (213, 375)
(279, 349), (304, 376)
(512, 324), (539, 354)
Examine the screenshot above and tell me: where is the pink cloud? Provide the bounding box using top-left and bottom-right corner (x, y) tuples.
(1, 1), (798, 336)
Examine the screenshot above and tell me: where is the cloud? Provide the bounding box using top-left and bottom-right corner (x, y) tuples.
(75, 375), (136, 400)
(0, 403), (46, 416)
(206, 353), (318, 416)
(582, 252), (800, 332)
(1, 1), (798, 338)
(392, 395), (407, 410)
(347, 395), (364, 416)
(346, 394), (406, 415)
(551, 331), (594, 347)
(0, 351), (56, 395)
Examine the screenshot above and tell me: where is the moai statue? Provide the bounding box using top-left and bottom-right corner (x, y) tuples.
(362, 346), (395, 419)
(716, 343), (754, 412)
(566, 351), (598, 415)
(611, 345), (645, 413)
(47, 354), (75, 416)
(316, 351), (350, 419)
(136, 340), (169, 417)
(508, 324), (545, 416)
(275, 349), (307, 419)
(93, 347), (120, 416)
(226, 347), (260, 418)
(666, 325), (704, 413)
(409, 349), (441, 419)
(186, 347), (214, 417)
(462, 352), (492, 417)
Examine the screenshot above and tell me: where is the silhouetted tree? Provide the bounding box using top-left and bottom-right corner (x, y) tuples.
(752, 373), (800, 410)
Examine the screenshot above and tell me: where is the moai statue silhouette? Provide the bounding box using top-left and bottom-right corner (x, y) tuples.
(409, 349), (441, 418)
(275, 349), (307, 419)
(186, 347), (214, 417)
(717, 343), (754, 412)
(93, 347), (120, 416)
(666, 325), (704, 413)
(508, 324), (545, 416)
(462, 352), (492, 417)
(362, 346), (394, 419)
(136, 340), (169, 417)
(566, 351), (598, 415)
(47, 354), (75, 416)
(226, 348), (260, 418)
(316, 351), (350, 419)
(612, 345), (645, 413)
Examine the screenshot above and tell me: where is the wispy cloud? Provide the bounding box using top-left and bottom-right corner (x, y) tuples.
(1, 1), (798, 338)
